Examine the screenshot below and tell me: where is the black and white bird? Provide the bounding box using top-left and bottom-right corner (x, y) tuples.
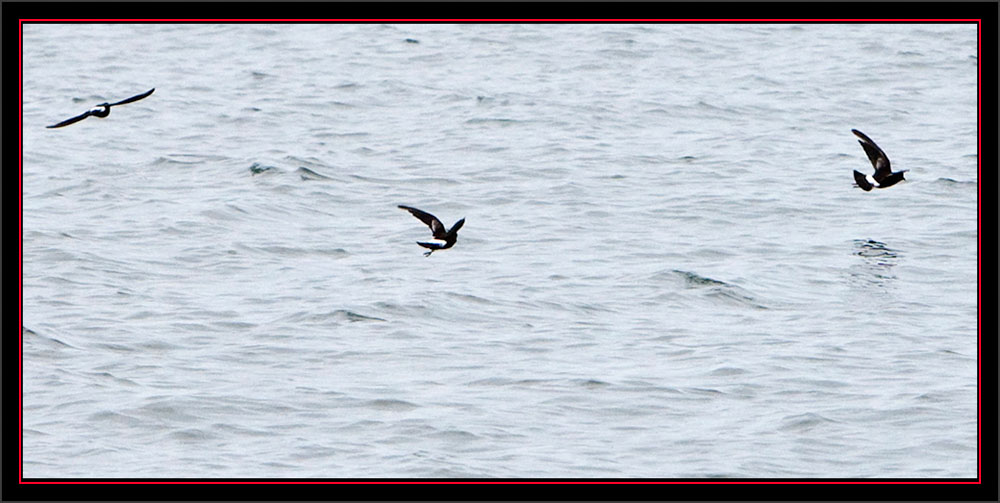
(851, 129), (908, 191)
(398, 205), (465, 257)
(46, 88), (155, 129)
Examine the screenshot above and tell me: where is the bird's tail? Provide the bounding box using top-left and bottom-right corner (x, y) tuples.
(416, 241), (445, 257)
(853, 170), (874, 191)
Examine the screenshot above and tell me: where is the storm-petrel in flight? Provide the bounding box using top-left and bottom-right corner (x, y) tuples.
(46, 88), (155, 129)
(398, 205), (465, 257)
(851, 129), (908, 191)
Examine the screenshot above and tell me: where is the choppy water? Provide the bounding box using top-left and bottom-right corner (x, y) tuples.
(20, 23), (978, 478)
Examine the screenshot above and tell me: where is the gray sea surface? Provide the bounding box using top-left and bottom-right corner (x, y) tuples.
(21, 23), (978, 478)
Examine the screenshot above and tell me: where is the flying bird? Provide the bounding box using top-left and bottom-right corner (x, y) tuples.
(398, 205), (465, 257)
(46, 88), (155, 128)
(851, 129), (908, 191)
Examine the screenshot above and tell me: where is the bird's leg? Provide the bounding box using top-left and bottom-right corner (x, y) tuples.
(423, 250), (433, 257)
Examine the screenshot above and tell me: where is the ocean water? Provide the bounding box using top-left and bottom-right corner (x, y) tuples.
(20, 23), (978, 478)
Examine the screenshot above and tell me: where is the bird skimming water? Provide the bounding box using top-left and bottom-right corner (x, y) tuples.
(851, 129), (908, 191)
(398, 205), (465, 257)
(46, 88), (155, 129)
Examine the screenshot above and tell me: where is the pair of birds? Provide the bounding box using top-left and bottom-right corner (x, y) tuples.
(397, 129), (906, 256)
(45, 88), (467, 257)
(48, 89), (909, 256)
(320, 132), (910, 256)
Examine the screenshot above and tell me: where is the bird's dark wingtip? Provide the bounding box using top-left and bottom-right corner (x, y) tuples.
(851, 129), (875, 143)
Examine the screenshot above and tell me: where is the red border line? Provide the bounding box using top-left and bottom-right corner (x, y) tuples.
(19, 18), (25, 487)
(17, 480), (984, 485)
(18, 18), (984, 22)
(975, 18), (981, 483)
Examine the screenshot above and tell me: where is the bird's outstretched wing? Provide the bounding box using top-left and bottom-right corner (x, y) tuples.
(108, 88), (155, 107)
(852, 129), (891, 179)
(853, 170), (874, 191)
(448, 218), (465, 235)
(46, 110), (95, 129)
(399, 205), (447, 239)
